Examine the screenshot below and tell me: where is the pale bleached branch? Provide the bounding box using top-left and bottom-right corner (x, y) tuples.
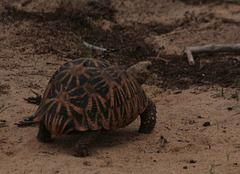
(225, 0), (240, 4)
(82, 40), (107, 52)
(184, 44), (240, 66)
(71, 31), (116, 52)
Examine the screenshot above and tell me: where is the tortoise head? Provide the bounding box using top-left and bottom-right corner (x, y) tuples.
(126, 61), (152, 85)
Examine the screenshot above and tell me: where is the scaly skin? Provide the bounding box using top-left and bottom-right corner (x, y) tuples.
(138, 98), (157, 134)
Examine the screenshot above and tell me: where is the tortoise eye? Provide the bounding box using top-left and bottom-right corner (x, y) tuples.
(146, 65), (151, 70)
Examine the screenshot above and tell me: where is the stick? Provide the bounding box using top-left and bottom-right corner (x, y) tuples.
(16, 116), (36, 127)
(23, 89), (42, 105)
(148, 52), (170, 65)
(82, 40), (107, 52)
(52, 47), (68, 55)
(184, 44), (240, 65)
(71, 31), (107, 51)
(71, 31), (117, 52)
(148, 57), (170, 65)
(225, 0), (240, 4)
(157, 136), (167, 153)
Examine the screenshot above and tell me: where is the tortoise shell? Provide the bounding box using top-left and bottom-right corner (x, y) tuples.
(34, 58), (148, 135)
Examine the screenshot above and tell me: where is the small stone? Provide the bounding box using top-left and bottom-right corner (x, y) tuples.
(83, 161), (91, 166)
(202, 122), (210, 127)
(174, 91), (182, 94)
(227, 107), (233, 111)
(5, 151), (14, 156)
(190, 160), (196, 163)
(183, 166), (188, 169)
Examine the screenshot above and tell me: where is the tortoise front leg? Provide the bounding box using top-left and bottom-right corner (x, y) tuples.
(138, 98), (156, 134)
(74, 132), (97, 157)
(37, 121), (51, 143)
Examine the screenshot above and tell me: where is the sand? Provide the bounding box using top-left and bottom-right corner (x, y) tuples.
(1, 0), (240, 173)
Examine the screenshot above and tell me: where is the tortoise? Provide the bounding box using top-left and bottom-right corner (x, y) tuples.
(32, 58), (156, 157)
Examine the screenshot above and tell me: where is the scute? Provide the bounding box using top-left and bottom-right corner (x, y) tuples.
(78, 75), (88, 85)
(69, 87), (85, 97)
(72, 59), (84, 65)
(33, 58), (148, 134)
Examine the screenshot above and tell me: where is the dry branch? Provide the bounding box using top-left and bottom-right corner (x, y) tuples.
(81, 40), (117, 52)
(157, 136), (167, 153)
(184, 44), (240, 66)
(71, 31), (116, 52)
(148, 57), (170, 65)
(147, 52), (170, 65)
(225, 0), (240, 4)
(82, 40), (107, 52)
(16, 116), (36, 127)
(23, 89), (42, 105)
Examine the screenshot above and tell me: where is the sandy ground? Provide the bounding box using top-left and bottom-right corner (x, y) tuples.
(1, 0), (240, 174)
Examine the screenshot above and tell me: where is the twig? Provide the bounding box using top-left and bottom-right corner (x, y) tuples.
(148, 57), (170, 65)
(71, 31), (116, 52)
(51, 47), (68, 55)
(82, 41), (117, 52)
(0, 138), (7, 143)
(0, 120), (7, 128)
(0, 123), (8, 128)
(201, 111), (240, 132)
(222, 18), (240, 26)
(157, 136), (167, 153)
(235, 57), (240, 61)
(82, 40), (107, 52)
(184, 44), (240, 66)
(148, 52), (170, 65)
(23, 89), (42, 105)
(0, 105), (16, 115)
(225, 0), (240, 4)
(199, 59), (205, 70)
(16, 115), (36, 127)
(22, 0), (32, 6)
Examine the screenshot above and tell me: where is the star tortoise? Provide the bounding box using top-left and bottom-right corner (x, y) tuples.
(33, 58), (157, 157)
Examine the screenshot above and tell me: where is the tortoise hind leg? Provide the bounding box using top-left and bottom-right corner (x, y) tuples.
(37, 121), (51, 143)
(138, 98), (156, 134)
(74, 132), (97, 157)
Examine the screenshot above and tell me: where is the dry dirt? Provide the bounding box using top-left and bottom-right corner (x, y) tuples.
(1, 0), (240, 173)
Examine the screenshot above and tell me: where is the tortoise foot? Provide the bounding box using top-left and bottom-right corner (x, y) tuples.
(74, 147), (89, 157)
(37, 121), (52, 143)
